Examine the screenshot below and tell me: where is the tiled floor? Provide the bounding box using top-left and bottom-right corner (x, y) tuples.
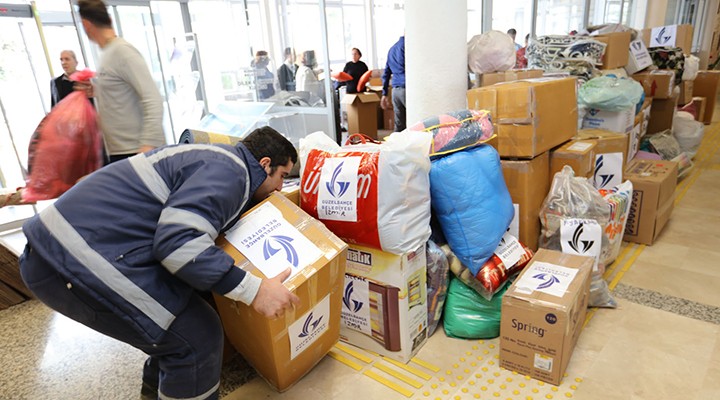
(1, 117), (719, 399)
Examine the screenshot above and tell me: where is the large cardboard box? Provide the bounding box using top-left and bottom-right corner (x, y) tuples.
(623, 160), (678, 245)
(690, 96), (707, 123)
(679, 80), (694, 106)
(468, 77), (578, 158)
(625, 39), (653, 75)
(501, 152), (550, 252)
(214, 193), (348, 391)
(341, 92), (381, 139)
(642, 24), (694, 55)
(574, 129), (629, 187)
(692, 71), (720, 124)
(594, 31), (631, 70)
(500, 249), (593, 386)
(582, 106), (635, 134)
(550, 140), (597, 182)
(647, 93), (679, 135)
(631, 70), (675, 99)
(476, 69), (544, 87)
(340, 244), (428, 363)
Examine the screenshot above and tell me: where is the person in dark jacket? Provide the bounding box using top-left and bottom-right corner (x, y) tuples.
(381, 36), (406, 132)
(19, 126), (300, 400)
(50, 50), (79, 107)
(277, 47), (297, 91)
(336, 47), (369, 94)
(252, 50), (276, 100)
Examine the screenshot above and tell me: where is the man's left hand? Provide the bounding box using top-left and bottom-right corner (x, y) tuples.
(138, 145), (156, 154)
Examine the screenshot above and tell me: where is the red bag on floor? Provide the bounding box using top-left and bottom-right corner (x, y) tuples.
(23, 70), (102, 202)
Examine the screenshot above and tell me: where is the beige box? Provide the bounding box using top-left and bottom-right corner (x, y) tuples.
(340, 244), (428, 363)
(582, 106), (635, 134)
(631, 70), (676, 99)
(501, 152), (550, 252)
(625, 39), (653, 75)
(476, 69), (544, 87)
(692, 71), (720, 124)
(623, 160), (678, 245)
(594, 31), (631, 70)
(468, 77), (578, 158)
(648, 92), (679, 135)
(550, 140), (597, 182)
(341, 92), (381, 139)
(679, 80), (694, 106)
(214, 193), (348, 391)
(642, 24), (694, 55)
(500, 249), (593, 386)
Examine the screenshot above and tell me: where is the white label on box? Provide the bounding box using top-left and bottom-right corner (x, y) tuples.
(593, 152), (623, 189)
(560, 219), (601, 271)
(628, 40), (652, 72)
(225, 202), (322, 279)
(508, 204), (520, 239)
(288, 294), (331, 360)
(495, 232), (524, 268)
(582, 108), (634, 134)
(317, 157), (361, 222)
(534, 354), (554, 372)
(341, 275), (371, 335)
(650, 25), (678, 48)
(568, 142), (593, 152)
(515, 261), (579, 297)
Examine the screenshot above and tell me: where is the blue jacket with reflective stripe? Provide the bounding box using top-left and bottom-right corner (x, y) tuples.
(22, 143), (267, 343)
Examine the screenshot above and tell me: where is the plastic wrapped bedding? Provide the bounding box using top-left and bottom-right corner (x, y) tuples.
(408, 109), (494, 159)
(430, 145), (514, 277)
(443, 276), (510, 339)
(426, 240), (449, 336)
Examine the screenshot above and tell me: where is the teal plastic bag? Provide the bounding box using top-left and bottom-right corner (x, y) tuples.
(443, 276), (510, 339)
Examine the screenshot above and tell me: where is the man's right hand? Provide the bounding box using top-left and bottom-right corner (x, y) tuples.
(380, 95), (390, 110)
(74, 82), (94, 98)
(251, 268), (300, 318)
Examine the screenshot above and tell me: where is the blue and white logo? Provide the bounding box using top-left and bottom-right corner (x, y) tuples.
(631, 41), (642, 51)
(588, 108), (599, 117)
(343, 281), (364, 313)
(655, 27), (672, 45)
(325, 161), (351, 198)
(594, 155), (614, 189)
(298, 312), (323, 338)
(262, 235), (299, 267)
(567, 223), (594, 254)
(532, 273), (561, 289)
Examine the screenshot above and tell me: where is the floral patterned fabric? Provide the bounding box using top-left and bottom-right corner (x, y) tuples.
(527, 35), (607, 85)
(648, 47), (685, 85)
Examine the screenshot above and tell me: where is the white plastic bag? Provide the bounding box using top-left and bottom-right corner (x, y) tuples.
(682, 55), (699, 81)
(673, 111), (705, 159)
(299, 131), (432, 254)
(468, 31), (516, 74)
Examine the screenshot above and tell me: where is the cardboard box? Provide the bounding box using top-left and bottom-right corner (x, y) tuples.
(550, 140), (597, 181)
(340, 244), (428, 363)
(691, 96), (707, 123)
(647, 93), (679, 135)
(679, 80), (694, 106)
(341, 92), (380, 139)
(594, 31), (631, 70)
(476, 69), (544, 87)
(623, 160), (678, 245)
(582, 106), (635, 134)
(625, 39), (653, 75)
(576, 129), (630, 164)
(692, 71), (720, 124)
(631, 70), (675, 99)
(642, 24), (694, 55)
(213, 193), (348, 391)
(501, 152), (550, 252)
(500, 248), (593, 386)
(281, 179), (300, 206)
(573, 129), (629, 188)
(468, 77), (578, 158)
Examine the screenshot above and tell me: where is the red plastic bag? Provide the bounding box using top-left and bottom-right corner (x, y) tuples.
(23, 70), (102, 202)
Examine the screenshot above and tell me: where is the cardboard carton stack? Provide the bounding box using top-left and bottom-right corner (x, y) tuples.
(468, 77), (579, 251)
(623, 160), (679, 245)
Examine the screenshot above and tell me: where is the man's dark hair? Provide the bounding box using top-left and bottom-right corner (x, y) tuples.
(352, 48), (362, 58)
(284, 47), (293, 57)
(242, 126), (297, 174)
(507, 28), (517, 35)
(78, 0), (113, 28)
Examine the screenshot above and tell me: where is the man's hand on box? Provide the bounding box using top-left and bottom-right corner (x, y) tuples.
(252, 268), (300, 318)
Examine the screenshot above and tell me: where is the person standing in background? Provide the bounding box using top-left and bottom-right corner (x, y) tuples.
(381, 36), (406, 132)
(336, 48), (368, 94)
(515, 33), (530, 69)
(277, 47), (297, 91)
(251, 50), (275, 100)
(50, 50), (79, 108)
(507, 28), (522, 51)
(76, 0), (165, 164)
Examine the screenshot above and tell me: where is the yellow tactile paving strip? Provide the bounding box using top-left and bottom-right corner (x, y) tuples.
(323, 121), (720, 399)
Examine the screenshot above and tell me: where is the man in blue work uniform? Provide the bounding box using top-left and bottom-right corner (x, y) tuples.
(381, 35), (406, 132)
(19, 126), (300, 400)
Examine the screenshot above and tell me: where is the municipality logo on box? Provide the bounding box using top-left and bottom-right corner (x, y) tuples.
(341, 275), (371, 335)
(515, 262), (579, 297)
(289, 295), (331, 360)
(318, 157), (361, 222)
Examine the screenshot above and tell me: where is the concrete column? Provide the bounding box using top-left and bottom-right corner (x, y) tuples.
(405, 0), (468, 127)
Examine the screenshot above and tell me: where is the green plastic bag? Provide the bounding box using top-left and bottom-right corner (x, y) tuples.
(443, 276), (510, 339)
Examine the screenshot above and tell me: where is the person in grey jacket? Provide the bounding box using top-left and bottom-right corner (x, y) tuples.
(20, 126), (299, 400)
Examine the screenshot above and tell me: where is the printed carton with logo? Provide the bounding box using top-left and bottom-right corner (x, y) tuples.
(581, 106), (635, 134)
(501, 152), (550, 252)
(623, 160), (678, 245)
(340, 244), (428, 363)
(213, 193), (348, 391)
(642, 24), (694, 55)
(573, 129), (629, 189)
(625, 39), (652, 75)
(549, 140), (597, 183)
(500, 249), (593, 386)
(467, 77), (578, 158)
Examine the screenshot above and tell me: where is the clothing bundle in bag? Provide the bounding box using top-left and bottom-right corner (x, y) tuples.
(443, 276), (510, 339)
(24, 69), (102, 202)
(539, 166), (616, 308)
(430, 145), (514, 278)
(408, 109), (494, 159)
(467, 31), (517, 74)
(599, 181), (633, 265)
(648, 47), (685, 85)
(578, 76), (644, 112)
(527, 35), (606, 84)
(299, 131), (432, 254)
(426, 240), (450, 336)
(673, 111), (705, 159)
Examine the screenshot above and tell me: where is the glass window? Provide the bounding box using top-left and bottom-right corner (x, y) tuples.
(537, 0), (586, 36)
(467, 0), (483, 40)
(343, 5), (369, 66)
(588, 0), (636, 27)
(374, 0), (404, 70)
(491, 0), (531, 48)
